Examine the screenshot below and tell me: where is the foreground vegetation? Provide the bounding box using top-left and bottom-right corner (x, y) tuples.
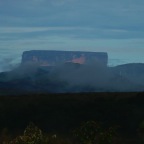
(1, 120), (144, 144)
(0, 92), (143, 143)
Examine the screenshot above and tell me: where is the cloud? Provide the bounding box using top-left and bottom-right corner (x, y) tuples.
(1, 0), (144, 27)
(0, 54), (21, 72)
(51, 0), (72, 6)
(0, 27), (94, 34)
(0, 0), (144, 67)
(1, 26), (143, 40)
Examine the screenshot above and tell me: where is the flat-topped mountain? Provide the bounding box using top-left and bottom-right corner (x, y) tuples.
(22, 50), (108, 66)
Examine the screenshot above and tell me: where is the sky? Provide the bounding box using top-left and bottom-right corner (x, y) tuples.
(0, 0), (144, 71)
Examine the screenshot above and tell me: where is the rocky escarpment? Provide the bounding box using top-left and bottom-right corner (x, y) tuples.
(21, 50), (108, 66)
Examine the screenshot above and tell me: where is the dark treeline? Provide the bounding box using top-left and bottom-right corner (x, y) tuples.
(0, 92), (143, 138)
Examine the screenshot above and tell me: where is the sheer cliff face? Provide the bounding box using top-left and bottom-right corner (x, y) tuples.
(21, 50), (108, 66)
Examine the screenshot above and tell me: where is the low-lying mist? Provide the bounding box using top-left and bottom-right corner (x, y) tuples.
(0, 62), (144, 94)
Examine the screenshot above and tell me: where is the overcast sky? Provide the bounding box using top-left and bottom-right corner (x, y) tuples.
(0, 0), (144, 71)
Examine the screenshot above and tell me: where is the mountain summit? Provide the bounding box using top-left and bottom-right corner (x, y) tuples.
(22, 50), (108, 67)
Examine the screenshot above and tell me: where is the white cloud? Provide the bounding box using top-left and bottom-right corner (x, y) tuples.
(0, 26), (129, 34)
(0, 27), (94, 34)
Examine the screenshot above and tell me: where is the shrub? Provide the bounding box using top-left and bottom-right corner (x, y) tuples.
(99, 127), (117, 144)
(9, 122), (44, 144)
(8, 123), (71, 144)
(74, 121), (117, 144)
(73, 121), (101, 144)
(137, 120), (144, 143)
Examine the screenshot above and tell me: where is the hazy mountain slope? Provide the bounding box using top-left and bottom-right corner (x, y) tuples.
(112, 63), (144, 86)
(0, 63), (144, 94)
